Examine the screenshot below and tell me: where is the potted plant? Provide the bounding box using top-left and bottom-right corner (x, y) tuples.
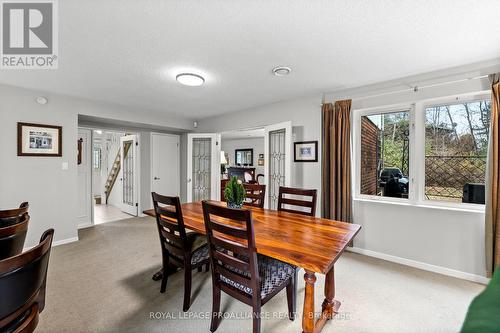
(224, 176), (246, 209)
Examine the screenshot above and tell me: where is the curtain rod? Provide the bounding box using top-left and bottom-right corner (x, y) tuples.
(323, 74), (489, 104)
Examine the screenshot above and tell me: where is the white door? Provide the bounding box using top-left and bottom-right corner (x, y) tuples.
(187, 133), (220, 202)
(151, 133), (180, 206)
(264, 121), (292, 209)
(77, 128), (92, 228)
(120, 135), (138, 215)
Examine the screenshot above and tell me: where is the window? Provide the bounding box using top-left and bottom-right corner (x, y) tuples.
(360, 110), (410, 199)
(93, 148), (101, 169)
(425, 100), (491, 204)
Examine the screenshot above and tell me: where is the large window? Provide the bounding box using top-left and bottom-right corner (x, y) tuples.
(357, 96), (491, 208)
(360, 110), (410, 199)
(425, 100), (491, 204)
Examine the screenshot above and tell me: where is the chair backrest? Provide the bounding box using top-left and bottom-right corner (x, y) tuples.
(243, 184), (266, 208)
(0, 202), (29, 227)
(0, 229), (54, 331)
(202, 201), (259, 301)
(0, 214), (30, 260)
(151, 193), (190, 262)
(277, 186), (317, 216)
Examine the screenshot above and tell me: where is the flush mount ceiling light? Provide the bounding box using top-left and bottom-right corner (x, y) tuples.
(35, 96), (48, 105)
(176, 73), (205, 86)
(272, 66), (291, 76)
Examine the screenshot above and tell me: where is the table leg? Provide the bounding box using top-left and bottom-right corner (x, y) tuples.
(302, 271), (316, 333)
(322, 266), (341, 318)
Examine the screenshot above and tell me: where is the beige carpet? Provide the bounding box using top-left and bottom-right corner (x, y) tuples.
(37, 217), (484, 333)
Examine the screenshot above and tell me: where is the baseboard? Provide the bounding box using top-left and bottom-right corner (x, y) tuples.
(52, 236), (79, 247)
(348, 246), (490, 285)
(77, 222), (93, 229)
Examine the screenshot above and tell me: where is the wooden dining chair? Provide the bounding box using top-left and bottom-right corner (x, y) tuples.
(0, 213), (30, 260)
(0, 202), (29, 227)
(202, 201), (296, 333)
(277, 186), (317, 217)
(151, 192), (210, 311)
(243, 184), (266, 208)
(0, 229), (54, 333)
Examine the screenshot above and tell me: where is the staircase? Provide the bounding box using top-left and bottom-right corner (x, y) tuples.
(104, 143), (131, 204)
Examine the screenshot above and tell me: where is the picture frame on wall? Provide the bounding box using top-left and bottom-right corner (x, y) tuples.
(294, 141), (318, 162)
(17, 122), (62, 157)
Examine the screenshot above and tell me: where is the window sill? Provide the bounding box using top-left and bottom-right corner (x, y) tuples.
(353, 197), (485, 214)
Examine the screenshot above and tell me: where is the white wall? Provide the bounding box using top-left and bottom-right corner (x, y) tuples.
(221, 137), (265, 175)
(197, 95), (323, 215)
(0, 84), (193, 247)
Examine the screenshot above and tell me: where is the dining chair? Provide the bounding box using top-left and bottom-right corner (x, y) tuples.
(0, 202), (29, 227)
(243, 184), (266, 208)
(0, 229), (54, 333)
(277, 186), (317, 217)
(0, 213), (30, 260)
(151, 192), (210, 311)
(202, 201), (296, 333)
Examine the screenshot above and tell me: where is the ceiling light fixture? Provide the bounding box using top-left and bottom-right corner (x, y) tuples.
(272, 66), (291, 76)
(176, 73), (205, 86)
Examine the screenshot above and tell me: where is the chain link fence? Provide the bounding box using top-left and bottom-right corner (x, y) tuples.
(425, 155), (487, 201)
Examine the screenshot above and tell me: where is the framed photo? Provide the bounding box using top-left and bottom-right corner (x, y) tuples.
(294, 141), (318, 162)
(17, 122), (62, 157)
(258, 158), (264, 166)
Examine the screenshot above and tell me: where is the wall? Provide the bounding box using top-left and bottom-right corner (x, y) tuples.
(0, 84), (193, 247)
(197, 95), (323, 215)
(221, 137), (265, 175)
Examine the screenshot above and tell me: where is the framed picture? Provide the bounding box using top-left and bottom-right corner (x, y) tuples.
(17, 122), (62, 157)
(258, 158), (264, 166)
(294, 141), (318, 162)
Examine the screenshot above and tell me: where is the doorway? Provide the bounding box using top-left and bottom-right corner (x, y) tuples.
(77, 128), (141, 226)
(187, 121), (292, 208)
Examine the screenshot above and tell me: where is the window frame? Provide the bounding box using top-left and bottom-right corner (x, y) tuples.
(417, 92), (491, 211)
(353, 92), (491, 211)
(354, 103), (416, 205)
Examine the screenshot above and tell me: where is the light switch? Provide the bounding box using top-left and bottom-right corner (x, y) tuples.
(62, 162), (69, 170)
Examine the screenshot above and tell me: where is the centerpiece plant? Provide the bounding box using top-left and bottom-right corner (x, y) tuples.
(224, 176), (246, 209)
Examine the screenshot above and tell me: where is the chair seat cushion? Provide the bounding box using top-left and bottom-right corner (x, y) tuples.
(221, 254), (295, 299)
(186, 231), (207, 252)
(170, 244), (209, 266)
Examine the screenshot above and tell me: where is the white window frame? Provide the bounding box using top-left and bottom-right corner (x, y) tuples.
(353, 103), (416, 205)
(417, 92), (491, 211)
(353, 91), (490, 212)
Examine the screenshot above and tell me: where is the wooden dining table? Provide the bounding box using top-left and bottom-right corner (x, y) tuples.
(143, 201), (361, 333)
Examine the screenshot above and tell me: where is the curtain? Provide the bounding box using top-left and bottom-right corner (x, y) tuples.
(321, 100), (352, 222)
(486, 74), (500, 277)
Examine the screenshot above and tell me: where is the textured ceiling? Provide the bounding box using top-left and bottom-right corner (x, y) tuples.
(1, 0), (500, 119)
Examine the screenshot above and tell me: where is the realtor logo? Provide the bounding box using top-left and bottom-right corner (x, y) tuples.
(1, 0), (58, 69)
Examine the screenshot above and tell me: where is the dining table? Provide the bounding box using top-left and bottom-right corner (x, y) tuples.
(143, 201), (361, 333)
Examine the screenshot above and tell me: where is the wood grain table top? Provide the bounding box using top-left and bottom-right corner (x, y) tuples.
(143, 201), (361, 274)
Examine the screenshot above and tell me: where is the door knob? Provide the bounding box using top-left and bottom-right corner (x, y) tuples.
(187, 178), (192, 183)
(154, 177), (160, 180)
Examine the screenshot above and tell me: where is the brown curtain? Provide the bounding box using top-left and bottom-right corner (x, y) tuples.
(486, 74), (500, 277)
(321, 100), (352, 222)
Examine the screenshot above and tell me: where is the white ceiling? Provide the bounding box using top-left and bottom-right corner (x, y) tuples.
(1, 0), (500, 119)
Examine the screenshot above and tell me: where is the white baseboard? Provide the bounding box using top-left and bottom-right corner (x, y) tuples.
(52, 236), (79, 247)
(348, 246), (490, 285)
(77, 222), (93, 229)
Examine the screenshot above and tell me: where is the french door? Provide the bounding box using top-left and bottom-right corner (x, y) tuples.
(187, 133), (221, 202)
(264, 121), (292, 209)
(120, 135), (138, 215)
